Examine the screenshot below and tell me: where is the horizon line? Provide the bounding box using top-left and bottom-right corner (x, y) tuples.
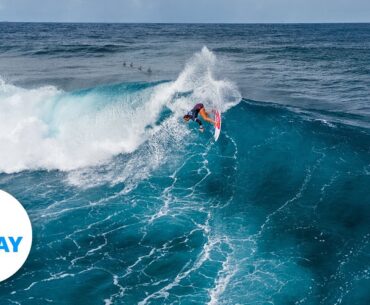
(1, 21), (370, 25)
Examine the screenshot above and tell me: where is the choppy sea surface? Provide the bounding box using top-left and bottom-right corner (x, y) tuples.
(0, 23), (369, 305)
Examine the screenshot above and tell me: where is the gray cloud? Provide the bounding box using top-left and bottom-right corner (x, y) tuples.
(0, 0), (369, 23)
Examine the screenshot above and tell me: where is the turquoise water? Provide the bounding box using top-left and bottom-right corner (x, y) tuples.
(0, 23), (369, 304)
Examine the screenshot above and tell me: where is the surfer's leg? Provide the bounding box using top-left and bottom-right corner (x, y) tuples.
(199, 108), (216, 125)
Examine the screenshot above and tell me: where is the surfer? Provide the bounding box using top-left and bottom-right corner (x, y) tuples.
(183, 103), (216, 132)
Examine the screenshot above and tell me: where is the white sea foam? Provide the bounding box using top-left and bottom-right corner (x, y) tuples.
(0, 47), (241, 174)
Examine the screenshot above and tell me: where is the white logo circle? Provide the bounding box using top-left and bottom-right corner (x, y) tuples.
(0, 190), (33, 282)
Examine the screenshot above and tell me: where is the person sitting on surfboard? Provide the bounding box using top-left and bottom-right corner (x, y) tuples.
(183, 103), (216, 132)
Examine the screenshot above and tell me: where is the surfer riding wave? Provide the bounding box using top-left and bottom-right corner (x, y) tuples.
(183, 103), (216, 132)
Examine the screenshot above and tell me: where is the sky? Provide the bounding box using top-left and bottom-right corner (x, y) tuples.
(0, 0), (369, 23)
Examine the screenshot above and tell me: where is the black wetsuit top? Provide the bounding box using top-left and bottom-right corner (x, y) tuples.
(187, 103), (204, 127)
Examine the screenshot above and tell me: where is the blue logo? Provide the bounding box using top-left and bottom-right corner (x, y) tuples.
(0, 236), (23, 253)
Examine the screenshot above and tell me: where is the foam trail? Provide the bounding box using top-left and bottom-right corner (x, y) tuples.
(0, 47), (241, 174)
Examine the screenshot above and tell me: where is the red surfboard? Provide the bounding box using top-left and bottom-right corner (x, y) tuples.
(214, 110), (221, 141)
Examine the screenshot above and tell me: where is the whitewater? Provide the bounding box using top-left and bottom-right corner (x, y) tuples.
(0, 23), (369, 305)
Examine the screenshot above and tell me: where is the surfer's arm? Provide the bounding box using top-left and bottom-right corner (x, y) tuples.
(195, 119), (204, 132)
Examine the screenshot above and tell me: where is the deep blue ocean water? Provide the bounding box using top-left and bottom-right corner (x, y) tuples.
(0, 23), (369, 304)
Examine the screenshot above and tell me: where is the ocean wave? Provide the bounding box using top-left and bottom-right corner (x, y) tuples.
(0, 47), (241, 174)
(30, 44), (129, 57)
(213, 47), (245, 54)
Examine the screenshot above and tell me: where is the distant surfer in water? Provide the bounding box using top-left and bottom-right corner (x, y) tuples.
(183, 103), (216, 132)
